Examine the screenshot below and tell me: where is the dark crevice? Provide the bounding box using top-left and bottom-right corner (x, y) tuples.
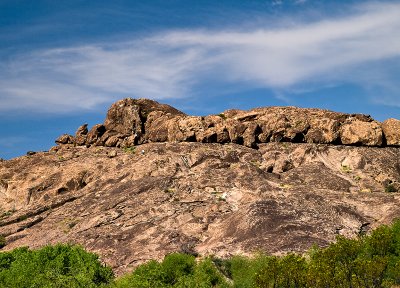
(292, 132), (305, 143)
(138, 109), (148, 135)
(186, 135), (197, 142)
(57, 187), (68, 194)
(234, 137), (244, 145)
(254, 125), (263, 142)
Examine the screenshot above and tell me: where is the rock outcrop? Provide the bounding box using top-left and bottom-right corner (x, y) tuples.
(382, 118), (400, 146)
(54, 98), (399, 150)
(1, 98), (400, 276)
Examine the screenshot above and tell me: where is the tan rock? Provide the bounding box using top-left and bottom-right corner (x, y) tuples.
(145, 111), (170, 142)
(2, 142), (399, 276)
(382, 118), (400, 146)
(340, 120), (383, 146)
(306, 118), (340, 144)
(5, 98), (400, 277)
(104, 98), (185, 142)
(86, 124), (106, 145)
(226, 119), (246, 144)
(167, 117), (185, 142)
(74, 135), (87, 146)
(104, 98), (142, 137)
(75, 124), (88, 136)
(179, 116), (204, 142)
(61, 98), (392, 148)
(242, 122), (259, 148)
(55, 134), (74, 145)
(105, 135), (121, 147)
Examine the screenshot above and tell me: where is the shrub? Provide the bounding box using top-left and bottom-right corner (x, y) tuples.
(114, 253), (229, 288)
(217, 113), (227, 120)
(3, 219), (400, 287)
(123, 146), (136, 154)
(0, 244), (113, 287)
(385, 184), (397, 193)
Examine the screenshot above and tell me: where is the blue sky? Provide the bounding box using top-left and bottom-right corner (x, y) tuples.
(1, 0), (400, 159)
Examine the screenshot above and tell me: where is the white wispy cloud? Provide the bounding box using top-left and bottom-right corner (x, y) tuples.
(1, 1), (400, 113)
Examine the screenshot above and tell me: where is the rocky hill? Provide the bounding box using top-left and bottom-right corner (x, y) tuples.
(1, 98), (400, 275)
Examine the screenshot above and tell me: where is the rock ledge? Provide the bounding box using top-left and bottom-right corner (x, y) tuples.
(56, 98), (399, 149)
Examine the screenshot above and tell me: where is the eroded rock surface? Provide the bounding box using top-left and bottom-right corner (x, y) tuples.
(382, 118), (400, 146)
(56, 98), (400, 149)
(1, 98), (400, 276)
(1, 142), (400, 275)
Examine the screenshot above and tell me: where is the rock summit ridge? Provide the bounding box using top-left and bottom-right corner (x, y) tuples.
(56, 98), (399, 149)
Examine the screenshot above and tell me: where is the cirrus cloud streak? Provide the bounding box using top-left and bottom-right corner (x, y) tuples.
(1, 1), (400, 113)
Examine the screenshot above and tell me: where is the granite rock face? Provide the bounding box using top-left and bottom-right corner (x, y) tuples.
(1, 98), (400, 276)
(382, 118), (400, 146)
(1, 142), (400, 276)
(56, 98), (399, 149)
(340, 120), (383, 146)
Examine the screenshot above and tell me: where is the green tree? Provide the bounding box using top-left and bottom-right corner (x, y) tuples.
(0, 244), (113, 287)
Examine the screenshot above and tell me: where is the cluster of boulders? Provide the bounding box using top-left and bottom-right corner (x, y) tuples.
(55, 98), (400, 149)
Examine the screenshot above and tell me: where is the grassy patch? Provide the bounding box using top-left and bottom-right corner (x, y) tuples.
(385, 183), (397, 193)
(341, 164), (352, 173)
(123, 146), (136, 154)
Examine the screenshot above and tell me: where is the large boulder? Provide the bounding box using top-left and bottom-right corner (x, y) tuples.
(382, 118), (400, 146)
(86, 124), (106, 145)
(144, 111), (171, 142)
(306, 118), (340, 144)
(75, 124), (88, 136)
(340, 120), (383, 146)
(55, 134), (74, 145)
(74, 124), (88, 145)
(104, 98), (185, 142)
(54, 98), (399, 149)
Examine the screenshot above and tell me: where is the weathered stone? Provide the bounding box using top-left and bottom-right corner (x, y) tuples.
(104, 98), (185, 141)
(5, 98), (400, 278)
(49, 146), (60, 153)
(144, 111), (170, 142)
(3, 141), (400, 276)
(74, 124), (89, 145)
(74, 135), (87, 146)
(242, 122), (260, 148)
(104, 98), (142, 136)
(226, 119), (246, 144)
(382, 118), (400, 146)
(167, 118), (185, 142)
(120, 135), (136, 148)
(58, 98), (398, 149)
(178, 116), (203, 142)
(55, 134), (74, 145)
(197, 129), (217, 143)
(86, 124), (106, 145)
(216, 128), (230, 143)
(107, 150), (117, 158)
(258, 114), (289, 142)
(340, 120), (383, 146)
(306, 118), (340, 144)
(105, 135), (121, 147)
(75, 124), (88, 136)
